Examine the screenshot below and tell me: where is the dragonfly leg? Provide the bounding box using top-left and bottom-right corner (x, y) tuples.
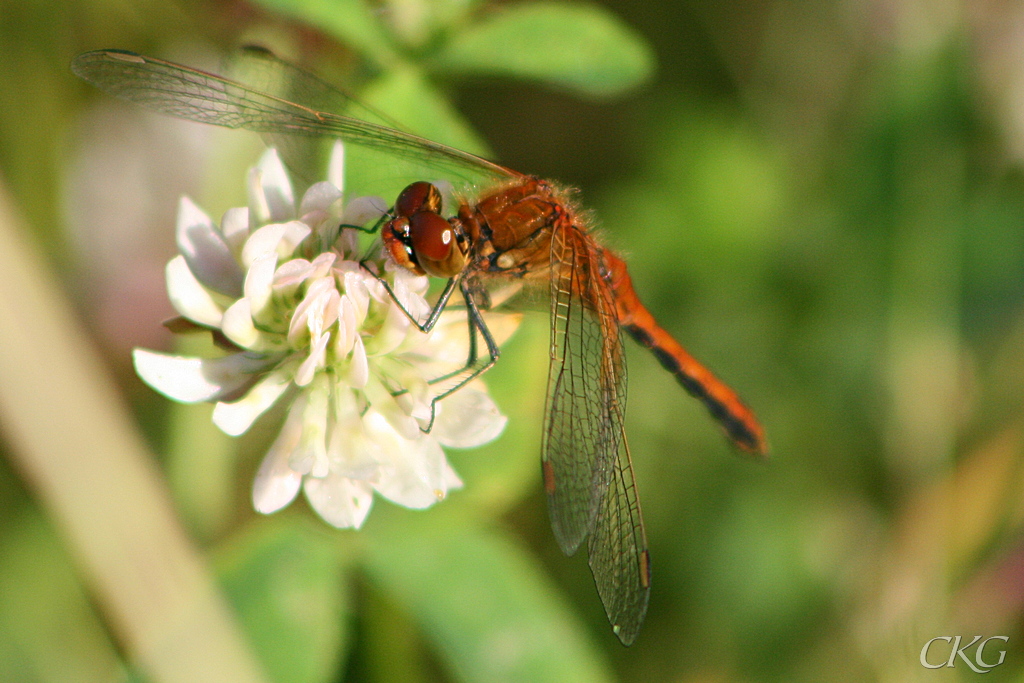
(358, 269), (461, 334)
(340, 209), (390, 234)
(417, 279), (501, 433)
(356, 268), (497, 433)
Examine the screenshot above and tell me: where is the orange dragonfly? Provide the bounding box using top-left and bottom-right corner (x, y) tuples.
(73, 48), (767, 645)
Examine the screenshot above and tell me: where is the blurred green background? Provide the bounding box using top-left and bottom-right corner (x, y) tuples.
(4, 0), (1024, 681)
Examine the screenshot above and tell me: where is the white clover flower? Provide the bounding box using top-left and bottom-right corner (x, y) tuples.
(134, 143), (517, 528)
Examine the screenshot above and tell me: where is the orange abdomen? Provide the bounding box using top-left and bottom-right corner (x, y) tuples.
(601, 250), (767, 455)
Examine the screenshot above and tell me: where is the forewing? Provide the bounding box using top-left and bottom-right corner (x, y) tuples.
(70, 50), (516, 188)
(221, 46), (351, 185)
(225, 46), (402, 130)
(587, 431), (650, 646)
(542, 226), (626, 555)
(222, 46), (411, 185)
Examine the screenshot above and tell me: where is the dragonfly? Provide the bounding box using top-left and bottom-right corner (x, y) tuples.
(72, 47), (767, 645)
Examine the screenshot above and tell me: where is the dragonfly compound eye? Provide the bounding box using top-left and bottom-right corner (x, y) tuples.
(409, 212), (467, 278)
(395, 181), (443, 217)
(383, 216), (425, 275)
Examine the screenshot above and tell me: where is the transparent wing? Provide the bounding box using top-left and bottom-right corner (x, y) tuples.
(542, 225), (649, 643)
(541, 226), (627, 553)
(587, 431), (650, 646)
(70, 49), (517, 188)
(540, 227), (626, 548)
(221, 46), (408, 185)
(224, 46), (404, 131)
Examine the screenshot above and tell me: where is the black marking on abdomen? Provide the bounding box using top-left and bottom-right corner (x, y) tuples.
(624, 324), (759, 451)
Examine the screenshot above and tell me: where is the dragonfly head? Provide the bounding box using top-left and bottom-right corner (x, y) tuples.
(383, 182), (469, 279)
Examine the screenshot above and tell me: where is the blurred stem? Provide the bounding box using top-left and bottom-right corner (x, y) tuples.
(0, 174), (268, 683)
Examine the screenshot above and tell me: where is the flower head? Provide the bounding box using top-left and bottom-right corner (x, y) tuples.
(135, 143), (516, 528)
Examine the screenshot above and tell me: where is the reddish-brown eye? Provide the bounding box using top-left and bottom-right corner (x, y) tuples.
(395, 181), (442, 217)
(409, 212), (454, 261)
(382, 217), (422, 273)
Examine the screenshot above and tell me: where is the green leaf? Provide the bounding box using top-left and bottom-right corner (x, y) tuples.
(432, 2), (655, 98)
(215, 516), (357, 683)
(250, 0), (398, 67)
(381, 0), (486, 49)
(363, 506), (614, 683)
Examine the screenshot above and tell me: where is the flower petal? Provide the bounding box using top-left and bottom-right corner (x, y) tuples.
(347, 334), (369, 389)
(249, 148), (294, 224)
(378, 413), (446, 492)
(339, 267), (370, 323)
(133, 349), (267, 402)
(308, 252), (336, 279)
(363, 298), (412, 357)
(176, 196), (244, 297)
(289, 383), (330, 475)
(212, 367), (293, 436)
(220, 206), (250, 255)
(370, 423), (452, 508)
(242, 223), (287, 267)
(333, 294), (356, 357)
(165, 255), (223, 327)
(363, 376), (420, 440)
(304, 474), (374, 529)
(252, 409), (304, 514)
(244, 252), (278, 322)
(393, 265), (430, 299)
(220, 298), (260, 349)
(272, 258), (313, 293)
(336, 228), (360, 260)
(288, 277), (339, 345)
(326, 407), (381, 481)
(393, 370), (432, 422)
(341, 195), (388, 227)
(433, 385), (507, 448)
(327, 139), (345, 193)
(300, 181), (343, 216)
(294, 329), (330, 387)
(279, 220), (313, 256)
(241, 221), (310, 267)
